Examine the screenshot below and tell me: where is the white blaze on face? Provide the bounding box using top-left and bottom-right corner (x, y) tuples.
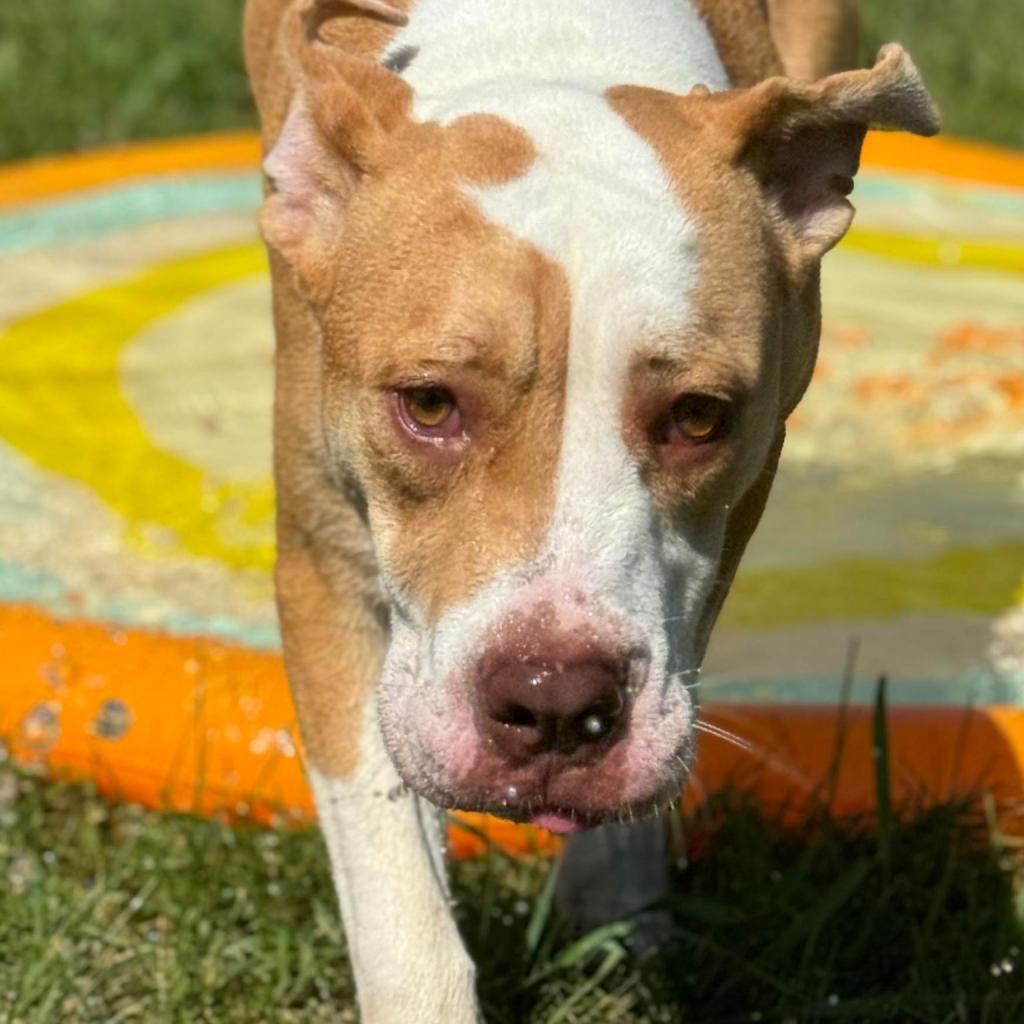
(377, 0), (730, 799)
(457, 85), (714, 667)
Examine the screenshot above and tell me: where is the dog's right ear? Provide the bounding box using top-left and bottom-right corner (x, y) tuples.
(260, 0), (412, 303)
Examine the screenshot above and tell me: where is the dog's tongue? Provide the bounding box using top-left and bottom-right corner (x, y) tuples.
(531, 812), (587, 836)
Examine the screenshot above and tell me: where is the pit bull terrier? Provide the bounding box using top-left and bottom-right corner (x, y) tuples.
(243, 1), (937, 1019)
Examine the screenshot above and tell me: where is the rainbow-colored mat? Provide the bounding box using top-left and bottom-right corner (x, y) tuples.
(0, 133), (1022, 848)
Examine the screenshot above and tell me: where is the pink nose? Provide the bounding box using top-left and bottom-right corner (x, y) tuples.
(478, 657), (628, 762)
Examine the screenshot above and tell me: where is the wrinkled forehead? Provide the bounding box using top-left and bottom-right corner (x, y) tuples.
(338, 99), (773, 407)
(381, 82), (773, 390)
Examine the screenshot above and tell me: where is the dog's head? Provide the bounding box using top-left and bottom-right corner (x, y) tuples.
(262, 7), (937, 831)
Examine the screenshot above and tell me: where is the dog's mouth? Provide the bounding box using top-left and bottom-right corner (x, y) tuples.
(436, 753), (690, 835)
(457, 792), (634, 834)
(386, 727), (693, 835)
(528, 809), (603, 835)
(472, 784), (683, 835)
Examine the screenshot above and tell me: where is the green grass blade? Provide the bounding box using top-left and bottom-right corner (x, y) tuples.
(873, 674), (894, 875)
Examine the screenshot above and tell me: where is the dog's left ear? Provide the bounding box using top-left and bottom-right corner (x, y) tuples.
(688, 44), (939, 267)
(260, 0), (412, 302)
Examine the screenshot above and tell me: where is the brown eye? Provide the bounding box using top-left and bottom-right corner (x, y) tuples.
(397, 386), (461, 436)
(670, 394), (730, 444)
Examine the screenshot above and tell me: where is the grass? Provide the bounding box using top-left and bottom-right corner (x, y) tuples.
(0, 0), (251, 162)
(3, 747), (1023, 1022)
(0, 0), (1023, 162)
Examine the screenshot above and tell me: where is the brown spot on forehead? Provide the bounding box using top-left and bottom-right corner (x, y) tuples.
(319, 111), (568, 625)
(608, 81), (825, 422)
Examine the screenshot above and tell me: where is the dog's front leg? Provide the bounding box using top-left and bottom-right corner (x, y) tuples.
(310, 709), (479, 1024)
(278, 547), (479, 1024)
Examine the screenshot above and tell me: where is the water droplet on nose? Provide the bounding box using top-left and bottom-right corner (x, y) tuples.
(505, 785), (519, 800)
(529, 674), (543, 687)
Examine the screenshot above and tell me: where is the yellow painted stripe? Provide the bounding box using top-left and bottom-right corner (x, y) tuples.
(0, 242), (275, 570)
(841, 228), (1024, 275)
(0, 132), (261, 210)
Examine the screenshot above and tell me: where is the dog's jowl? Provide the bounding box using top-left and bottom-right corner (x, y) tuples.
(244, 0), (937, 1019)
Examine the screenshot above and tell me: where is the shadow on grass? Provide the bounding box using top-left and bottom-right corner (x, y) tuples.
(457, 793), (1024, 1024)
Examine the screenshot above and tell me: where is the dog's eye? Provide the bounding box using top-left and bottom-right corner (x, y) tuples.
(397, 386), (461, 436)
(670, 394), (730, 444)
(403, 387), (454, 427)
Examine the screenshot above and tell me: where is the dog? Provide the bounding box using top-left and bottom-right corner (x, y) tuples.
(243, 1), (937, 1019)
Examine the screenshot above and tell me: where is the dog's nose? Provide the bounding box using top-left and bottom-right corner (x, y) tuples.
(478, 658), (628, 761)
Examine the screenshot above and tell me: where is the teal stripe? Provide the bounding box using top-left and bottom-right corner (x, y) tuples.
(0, 561), (280, 651)
(0, 173), (261, 257)
(2, 169), (1021, 260)
(0, 560), (67, 604)
(854, 171), (1024, 215)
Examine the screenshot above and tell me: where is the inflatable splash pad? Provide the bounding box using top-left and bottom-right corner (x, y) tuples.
(1, 132), (1023, 855)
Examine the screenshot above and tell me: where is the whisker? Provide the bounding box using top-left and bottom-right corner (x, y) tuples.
(694, 716), (813, 788)
(693, 719), (755, 753)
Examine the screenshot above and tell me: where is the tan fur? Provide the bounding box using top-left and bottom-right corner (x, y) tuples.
(248, 0), (936, 781)
(692, 0), (784, 86)
(693, 0), (860, 88)
(245, 0), (407, 777)
(247, 0), (569, 773)
(768, 0), (860, 79)
(608, 41), (936, 644)
(323, 163), (572, 622)
(239, 9), (942, 1024)
(244, 2), (939, 1017)
(608, 82), (796, 648)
